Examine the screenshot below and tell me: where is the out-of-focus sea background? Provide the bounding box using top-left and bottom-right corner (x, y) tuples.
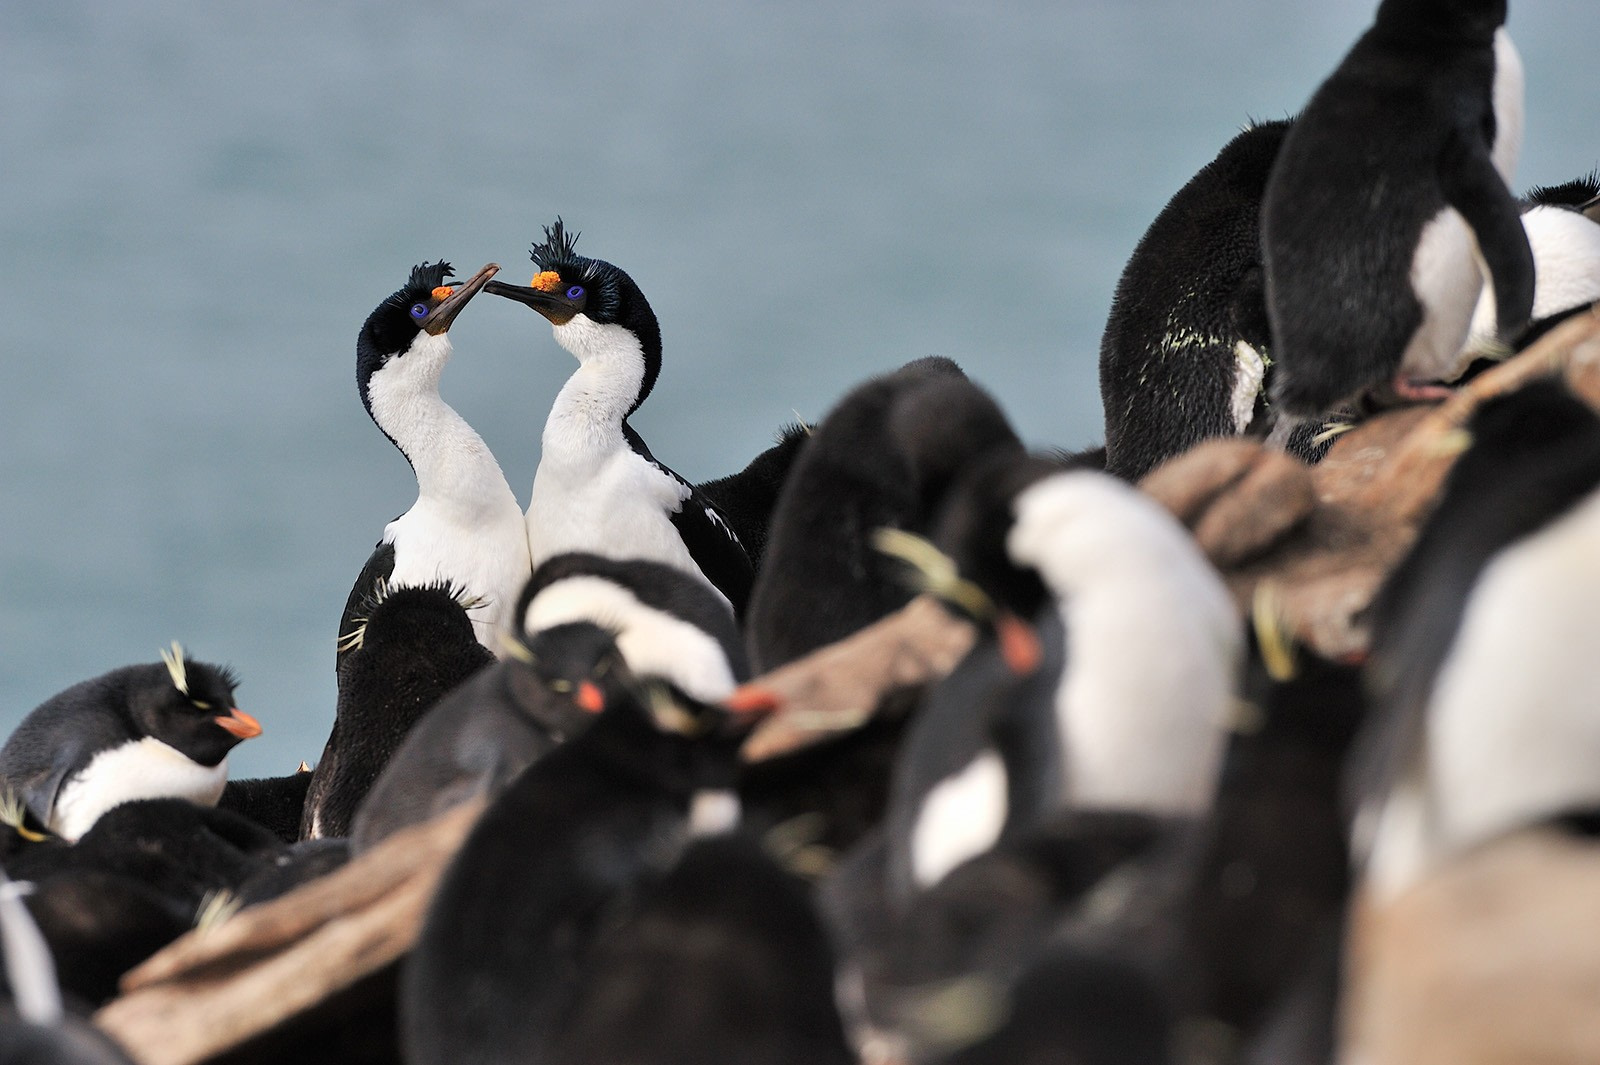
(1, 1), (1591, 776)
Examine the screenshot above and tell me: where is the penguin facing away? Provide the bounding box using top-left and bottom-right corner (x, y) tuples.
(484, 220), (755, 617)
(401, 682), (761, 1065)
(0, 647), (261, 842)
(1099, 119), (1294, 480)
(1262, 0), (1533, 418)
(342, 259), (531, 658)
(745, 357), (1023, 673)
(1352, 378), (1600, 902)
(303, 582), (495, 840)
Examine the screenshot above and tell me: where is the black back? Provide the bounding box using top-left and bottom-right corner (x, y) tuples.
(218, 769), (314, 845)
(696, 421), (813, 570)
(1352, 379), (1600, 810)
(336, 539), (395, 672)
(1100, 119), (1293, 480)
(548, 832), (855, 1065)
(746, 358), (1023, 672)
(1263, 0), (1532, 415)
(401, 687), (746, 1065)
(301, 584), (494, 840)
(348, 620), (629, 855)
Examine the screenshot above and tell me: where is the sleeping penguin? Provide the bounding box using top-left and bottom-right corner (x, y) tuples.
(0, 646), (261, 842)
(1262, 0), (1533, 420)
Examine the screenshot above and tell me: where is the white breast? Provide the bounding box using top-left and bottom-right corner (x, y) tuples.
(51, 738), (228, 842)
(1362, 488), (1600, 900)
(1008, 472), (1240, 817)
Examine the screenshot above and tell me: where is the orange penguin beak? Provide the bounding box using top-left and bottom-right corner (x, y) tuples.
(214, 707), (263, 739)
(574, 680), (606, 714)
(996, 612), (1042, 676)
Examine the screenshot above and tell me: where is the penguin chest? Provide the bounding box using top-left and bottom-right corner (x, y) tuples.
(384, 501), (533, 647)
(1400, 207), (1487, 383)
(527, 448), (697, 573)
(52, 738), (228, 842)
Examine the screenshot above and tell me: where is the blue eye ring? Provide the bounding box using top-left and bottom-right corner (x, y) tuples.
(409, 302), (429, 319)
(566, 285), (584, 300)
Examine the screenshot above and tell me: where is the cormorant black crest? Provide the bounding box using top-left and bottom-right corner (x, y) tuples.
(530, 218), (583, 275)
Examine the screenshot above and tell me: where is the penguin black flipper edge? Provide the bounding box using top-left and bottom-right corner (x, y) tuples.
(1438, 127), (1535, 346)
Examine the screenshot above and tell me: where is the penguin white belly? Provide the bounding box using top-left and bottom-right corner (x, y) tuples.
(527, 449), (718, 597)
(384, 504), (533, 650)
(52, 739), (228, 842)
(1400, 207), (1485, 384)
(1425, 489), (1600, 857)
(1467, 206), (1600, 353)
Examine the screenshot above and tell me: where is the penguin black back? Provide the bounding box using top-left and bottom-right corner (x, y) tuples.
(1100, 119), (1293, 480)
(302, 583), (494, 840)
(745, 358), (1023, 672)
(695, 421), (813, 570)
(348, 618), (628, 854)
(549, 831), (855, 1065)
(1262, 0), (1532, 415)
(401, 685), (748, 1065)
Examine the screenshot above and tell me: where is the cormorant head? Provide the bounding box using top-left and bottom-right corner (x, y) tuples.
(485, 219), (664, 417)
(354, 260), (499, 420)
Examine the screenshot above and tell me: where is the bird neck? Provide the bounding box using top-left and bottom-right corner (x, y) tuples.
(540, 321), (650, 464)
(367, 337), (516, 509)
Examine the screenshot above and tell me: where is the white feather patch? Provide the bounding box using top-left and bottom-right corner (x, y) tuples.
(1363, 489), (1600, 901)
(50, 738), (228, 842)
(1230, 340), (1266, 433)
(522, 575), (737, 702)
(910, 751), (1009, 889)
(1467, 206), (1600, 354)
(1006, 472), (1240, 816)
(366, 331), (532, 652)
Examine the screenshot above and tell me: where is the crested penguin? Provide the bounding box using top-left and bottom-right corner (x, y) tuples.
(0, 647), (261, 842)
(1100, 119), (1297, 480)
(343, 260), (531, 657)
(303, 581), (494, 840)
(930, 453), (1242, 819)
(1465, 171), (1600, 357)
(745, 357), (1023, 673)
(1262, 0), (1533, 418)
(1351, 378), (1600, 902)
(401, 681), (764, 1065)
(350, 551), (747, 852)
(484, 221), (754, 616)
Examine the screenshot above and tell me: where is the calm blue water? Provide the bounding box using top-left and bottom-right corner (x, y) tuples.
(1, 1), (1592, 777)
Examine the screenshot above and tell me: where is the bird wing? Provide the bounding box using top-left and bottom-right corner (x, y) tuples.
(622, 425), (754, 616)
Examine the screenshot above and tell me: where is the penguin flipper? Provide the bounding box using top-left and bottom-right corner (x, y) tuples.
(1440, 129), (1535, 344)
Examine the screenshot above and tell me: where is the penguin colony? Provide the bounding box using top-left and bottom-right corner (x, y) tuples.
(3, 0), (1600, 1061)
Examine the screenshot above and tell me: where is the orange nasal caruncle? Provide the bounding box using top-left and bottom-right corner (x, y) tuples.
(530, 270), (563, 292)
(431, 286), (454, 301)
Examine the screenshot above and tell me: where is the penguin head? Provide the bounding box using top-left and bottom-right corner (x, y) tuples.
(516, 553), (745, 704)
(505, 619), (635, 722)
(355, 259), (500, 427)
(485, 219), (664, 417)
(134, 645), (259, 767)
